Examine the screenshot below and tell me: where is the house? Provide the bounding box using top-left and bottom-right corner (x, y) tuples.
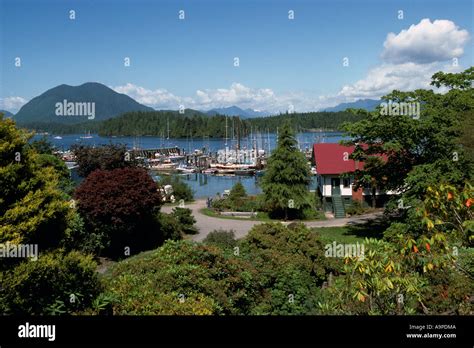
(312, 143), (393, 218)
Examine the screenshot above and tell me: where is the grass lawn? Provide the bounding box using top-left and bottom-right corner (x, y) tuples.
(314, 227), (367, 244)
(313, 218), (388, 244)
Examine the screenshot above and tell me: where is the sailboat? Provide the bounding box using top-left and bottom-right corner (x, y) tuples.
(80, 130), (93, 139)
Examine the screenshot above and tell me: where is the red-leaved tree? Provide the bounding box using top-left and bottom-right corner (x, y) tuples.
(74, 167), (162, 258)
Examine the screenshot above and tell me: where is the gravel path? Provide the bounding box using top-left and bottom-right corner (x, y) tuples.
(161, 199), (383, 242)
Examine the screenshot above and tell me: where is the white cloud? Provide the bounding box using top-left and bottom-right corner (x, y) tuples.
(326, 19), (470, 105)
(112, 82), (316, 113)
(113, 83), (183, 108)
(0, 96), (28, 113)
(336, 62), (450, 100)
(194, 83), (277, 109)
(381, 19), (470, 64)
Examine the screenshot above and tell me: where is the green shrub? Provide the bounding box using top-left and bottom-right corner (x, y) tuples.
(157, 212), (184, 241)
(0, 250), (102, 315)
(203, 229), (237, 249)
(211, 195), (259, 212)
(458, 247), (474, 276)
(229, 182), (247, 201)
(421, 267), (474, 314)
(103, 240), (260, 315)
(345, 200), (365, 216)
(100, 224), (338, 315)
(158, 176), (194, 202)
(240, 223), (331, 314)
(61, 210), (107, 255)
(171, 208), (198, 235)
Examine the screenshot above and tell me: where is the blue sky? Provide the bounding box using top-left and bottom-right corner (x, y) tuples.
(1, 0), (472, 113)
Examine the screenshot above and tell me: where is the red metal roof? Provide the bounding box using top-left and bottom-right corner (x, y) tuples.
(313, 143), (364, 175)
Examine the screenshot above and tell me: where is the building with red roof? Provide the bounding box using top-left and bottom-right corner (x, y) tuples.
(312, 143), (393, 218)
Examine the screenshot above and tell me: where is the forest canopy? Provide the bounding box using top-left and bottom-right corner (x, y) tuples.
(19, 110), (366, 137)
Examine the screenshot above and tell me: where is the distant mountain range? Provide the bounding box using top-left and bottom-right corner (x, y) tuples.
(14, 82), (154, 124)
(205, 106), (270, 118)
(13, 82), (276, 125)
(322, 99), (380, 112)
(0, 110), (14, 118)
(11, 82), (379, 126)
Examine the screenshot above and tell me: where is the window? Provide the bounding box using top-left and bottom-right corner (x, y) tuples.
(343, 178), (350, 188)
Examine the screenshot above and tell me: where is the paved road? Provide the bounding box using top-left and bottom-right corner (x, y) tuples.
(162, 199), (383, 242)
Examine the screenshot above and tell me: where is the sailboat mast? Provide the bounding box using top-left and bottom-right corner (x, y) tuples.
(237, 117), (241, 151)
(267, 128), (270, 155)
(225, 116), (228, 146)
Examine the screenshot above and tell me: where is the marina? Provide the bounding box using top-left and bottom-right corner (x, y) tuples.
(45, 131), (341, 197)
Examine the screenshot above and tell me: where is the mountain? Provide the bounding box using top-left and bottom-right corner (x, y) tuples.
(323, 99), (380, 112)
(14, 82), (154, 124)
(205, 106), (270, 118)
(0, 110), (14, 118)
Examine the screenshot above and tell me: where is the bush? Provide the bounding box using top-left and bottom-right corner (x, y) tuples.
(74, 167), (163, 258)
(171, 208), (198, 235)
(421, 267), (473, 314)
(158, 176), (194, 202)
(240, 223), (331, 314)
(0, 117), (70, 250)
(211, 195), (259, 212)
(346, 200), (365, 216)
(100, 224), (337, 315)
(61, 210), (106, 255)
(71, 144), (137, 178)
(0, 251), (102, 315)
(156, 213), (184, 241)
(103, 240), (260, 315)
(229, 182), (247, 200)
(203, 229), (237, 249)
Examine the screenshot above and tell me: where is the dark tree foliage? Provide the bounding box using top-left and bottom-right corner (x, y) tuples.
(0, 251), (101, 315)
(21, 110), (365, 137)
(27, 136), (56, 155)
(0, 116), (70, 251)
(157, 175), (194, 202)
(343, 67), (474, 203)
(171, 207), (198, 235)
(96, 111), (364, 137)
(74, 167), (163, 258)
(229, 181), (247, 200)
(261, 122), (312, 219)
(203, 229), (237, 249)
(71, 144), (136, 178)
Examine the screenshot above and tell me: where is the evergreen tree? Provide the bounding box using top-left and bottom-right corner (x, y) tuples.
(229, 181), (247, 201)
(261, 122), (311, 219)
(0, 115), (70, 250)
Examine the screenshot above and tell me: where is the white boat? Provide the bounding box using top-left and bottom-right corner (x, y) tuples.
(148, 158), (178, 171)
(202, 168), (218, 174)
(80, 131), (93, 139)
(53, 136), (63, 140)
(177, 165), (196, 174)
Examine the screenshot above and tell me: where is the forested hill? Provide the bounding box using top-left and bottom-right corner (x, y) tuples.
(21, 110), (367, 137)
(97, 110), (366, 137)
(14, 82), (154, 124)
(248, 111), (367, 133)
